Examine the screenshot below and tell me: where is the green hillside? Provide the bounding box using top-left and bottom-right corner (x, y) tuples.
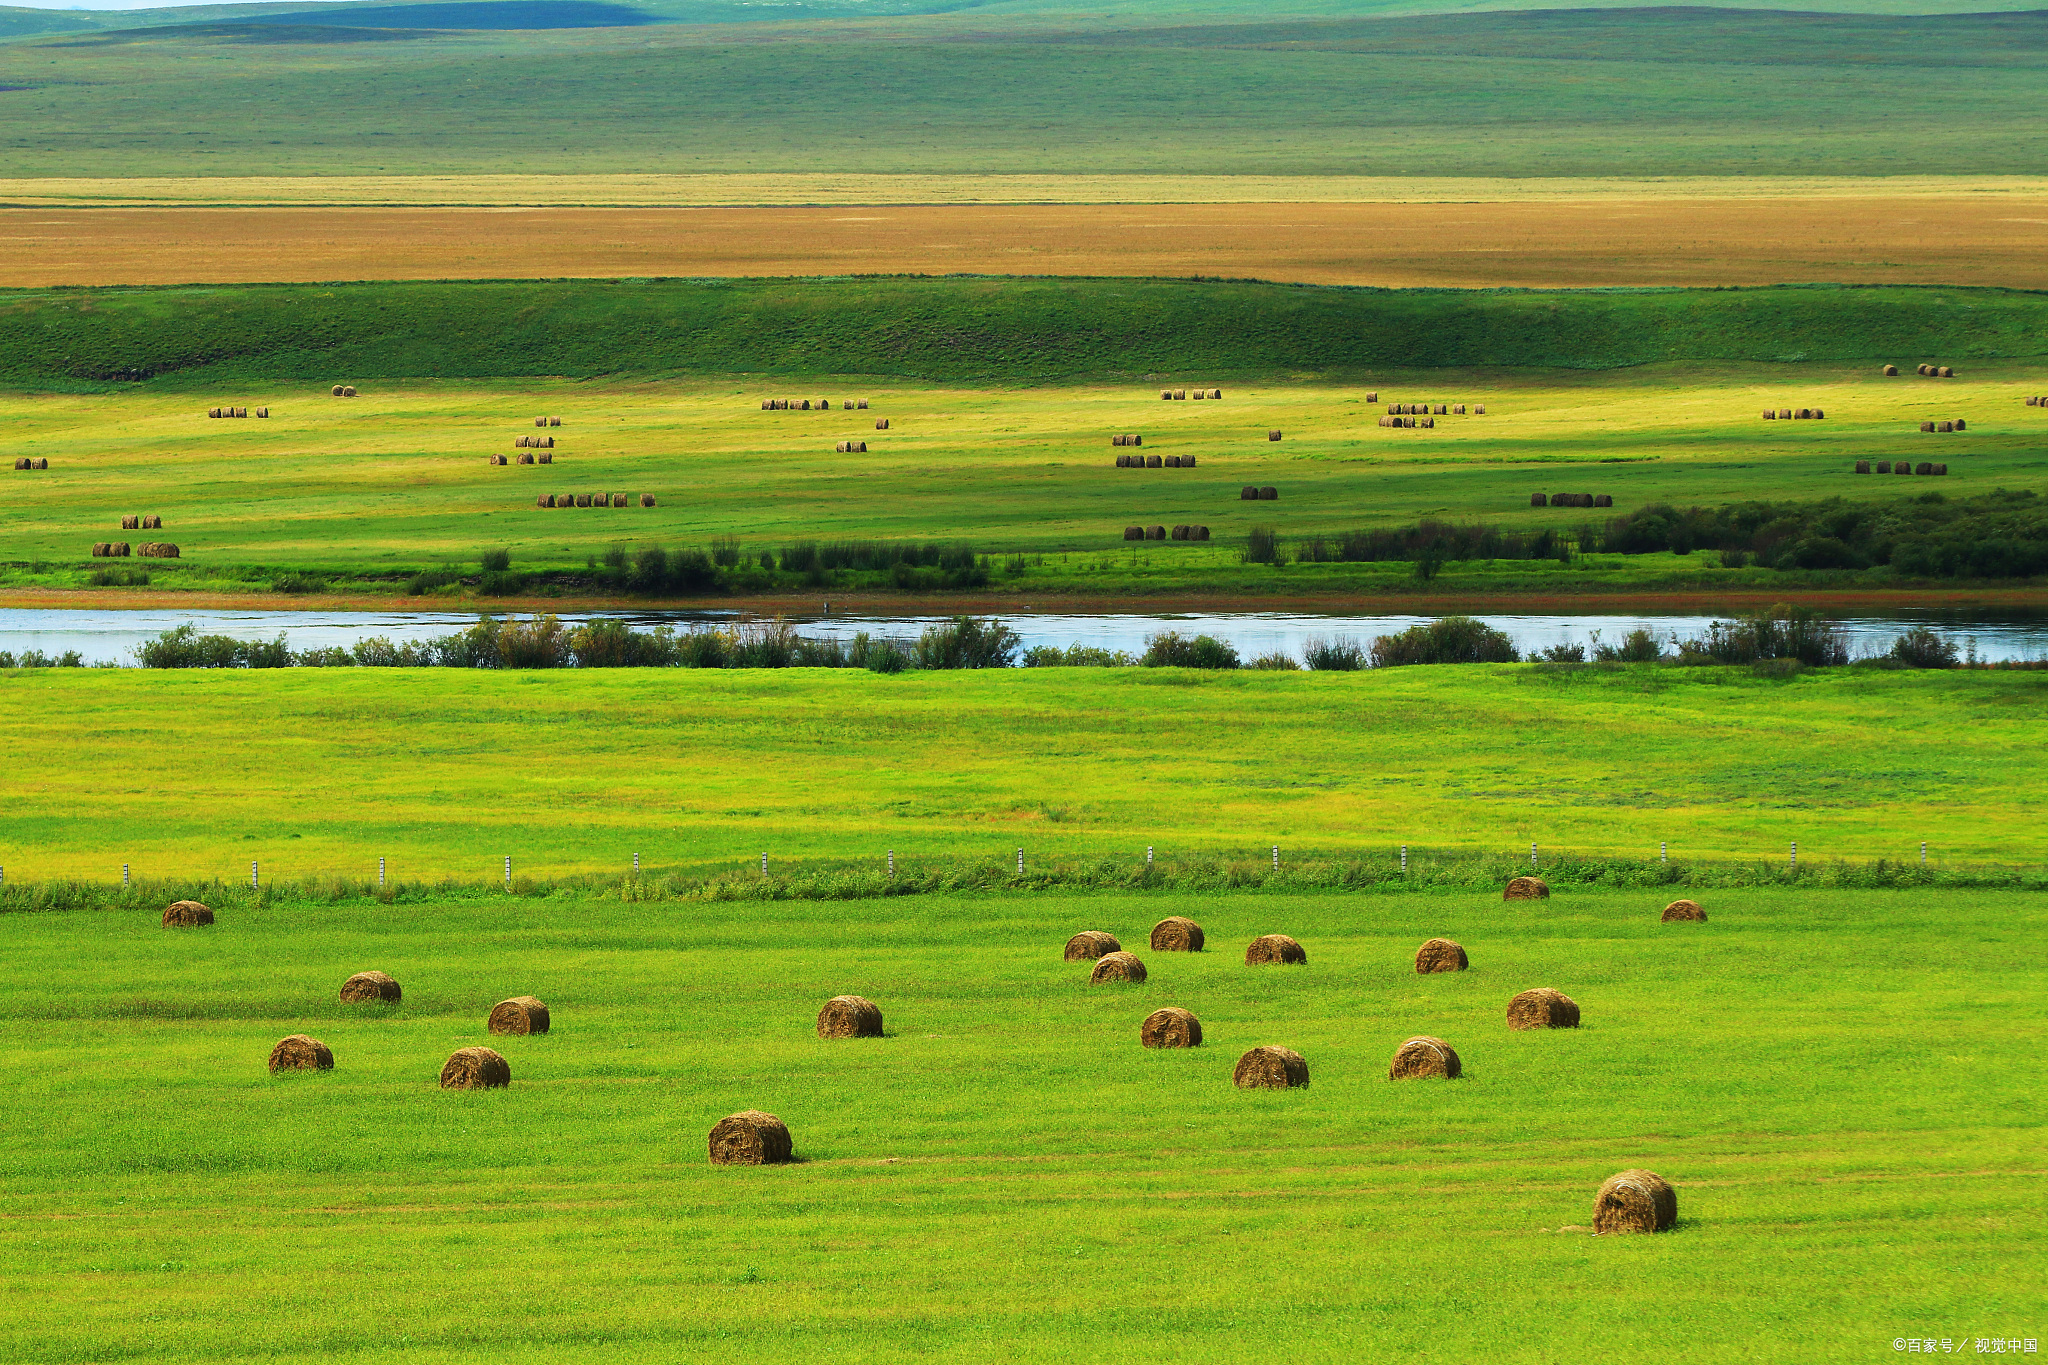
(5, 278), (2048, 386)
(2, 7), (2046, 175)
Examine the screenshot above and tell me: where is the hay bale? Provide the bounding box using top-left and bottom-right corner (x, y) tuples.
(1661, 899), (1706, 922)
(1171, 523), (1189, 539)
(1530, 493), (1548, 507)
(1506, 987), (1580, 1030)
(1934, 463), (1947, 475)
(1884, 364), (1898, 376)
(1147, 525), (1166, 540)
(1917, 461), (1935, 474)
(1150, 916), (1205, 952)
(1388, 1035), (1461, 1080)
(163, 900), (212, 927)
(1175, 389), (1187, 400)
(1142, 1007), (1202, 1048)
(1146, 454), (1162, 468)
(761, 400), (771, 410)
(1064, 930), (1122, 961)
(612, 492), (629, 507)
(143, 516), (160, 529)
(1195, 525), (1209, 541)
(856, 441), (867, 453)
(1414, 938), (1468, 973)
(877, 419), (889, 430)
(1182, 454), (1194, 467)
(1593, 1169), (1676, 1234)
(1124, 525), (1144, 540)
(1503, 875), (1549, 901)
(12, 458), (25, 470)
(536, 494), (551, 508)
(343, 386), (356, 397)
(122, 515), (139, 530)
(1813, 408), (1825, 420)
(708, 1110), (792, 1165)
(92, 543), (110, 557)
(801, 400), (812, 411)
(1210, 389), (1222, 399)
(1939, 366), (1953, 378)
(843, 401), (854, 410)
(518, 453), (534, 465)
(1918, 364), (1932, 376)
(1954, 418), (1966, 432)
(1594, 494), (1612, 508)
(1161, 390), (1173, 400)
(1920, 421), (1935, 433)
(137, 543), (179, 558)
(817, 994), (883, 1038)
(1233, 1045), (1308, 1089)
(1855, 461), (1870, 474)
(340, 970), (401, 1004)
(32, 458), (46, 470)
(268, 1035), (334, 1072)
(1167, 455), (1184, 468)
(1115, 454), (1128, 468)
(1366, 392), (1378, 401)
(112, 542), (131, 556)
(1434, 404), (1447, 416)
(641, 493), (655, 507)
(490, 455), (506, 465)
(1131, 435), (1142, 446)
(1268, 429), (1282, 441)
(575, 493), (592, 507)
(1794, 408), (1810, 420)
(1421, 417), (1434, 428)
(1474, 404), (1485, 414)
(487, 995), (550, 1035)
(1896, 462), (1912, 475)
(1244, 934), (1305, 966)
(1241, 486), (1257, 500)
(1192, 389), (1206, 400)
(332, 385), (345, 396)
(1112, 435), (1127, 447)
(858, 399), (869, 409)
(440, 1046), (510, 1090)
(1258, 486), (1277, 500)
(1089, 951), (1148, 984)
(1777, 408), (1791, 419)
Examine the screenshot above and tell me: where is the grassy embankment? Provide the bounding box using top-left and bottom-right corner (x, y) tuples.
(0, 664), (2040, 886)
(1, 279), (2044, 600)
(4, 7), (2048, 176)
(0, 883), (2040, 1363)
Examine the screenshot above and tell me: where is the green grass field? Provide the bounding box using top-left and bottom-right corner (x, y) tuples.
(3, 665), (2042, 885)
(3, 7), (2048, 177)
(2, 883), (2040, 1362)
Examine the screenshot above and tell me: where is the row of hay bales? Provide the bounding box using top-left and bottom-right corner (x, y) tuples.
(763, 398), (869, 410)
(1381, 415), (1434, 428)
(120, 515), (163, 530)
(1387, 402), (1480, 416)
(494, 453), (555, 465)
(1857, 461), (1947, 476)
(835, 441), (869, 453)
(515, 435), (556, 449)
(1918, 419), (1967, 433)
(13, 457), (49, 470)
(1239, 486), (1278, 500)
(207, 406), (268, 419)
(1899, 364), (1955, 378)
(1123, 525), (1211, 540)
(535, 493), (654, 508)
(1161, 388), (1224, 400)
(92, 542), (179, 558)
(1116, 453), (1196, 468)
(330, 385), (357, 397)
(532, 416), (563, 427)
(1762, 407), (1825, 420)
(1533, 493), (1611, 507)
(1110, 434), (1144, 446)
(2027, 396), (2048, 406)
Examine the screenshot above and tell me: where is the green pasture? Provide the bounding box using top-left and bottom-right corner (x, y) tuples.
(0, 884), (2039, 1362)
(4, 353), (2047, 579)
(1, 665), (2041, 884)
(3, 7), (2048, 176)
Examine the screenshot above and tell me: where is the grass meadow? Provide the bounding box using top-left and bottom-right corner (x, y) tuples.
(0, 884), (2040, 1362)
(5, 361), (2046, 586)
(0, 665), (2041, 884)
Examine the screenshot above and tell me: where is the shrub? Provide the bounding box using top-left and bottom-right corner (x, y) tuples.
(1719, 548), (1750, 569)
(271, 572), (324, 595)
(914, 617), (1020, 670)
(1539, 641), (1587, 663)
(853, 634), (910, 673)
(710, 536), (741, 568)
(1369, 617), (1520, 667)
(480, 548), (511, 572)
(404, 567), (460, 596)
(1142, 632), (1240, 669)
(1302, 635), (1365, 671)
(1677, 604), (1849, 667)
(0, 648), (84, 668)
(1242, 526), (1281, 565)
(1021, 644), (1134, 667)
(1249, 652), (1301, 670)
(569, 618), (678, 667)
(86, 567), (149, 587)
(1889, 626), (1960, 669)
(1592, 629), (1664, 663)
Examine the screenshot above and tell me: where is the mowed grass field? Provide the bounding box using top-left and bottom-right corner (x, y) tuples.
(10, 196), (2048, 290)
(1, 666), (2041, 883)
(1, 885), (2040, 1362)
(8, 365), (2048, 572)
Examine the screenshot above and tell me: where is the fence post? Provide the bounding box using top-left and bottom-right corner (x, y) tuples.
(1790, 841), (1797, 870)
(761, 852), (768, 876)
(1272, 845), (1279, 872)
(504, 855), (511, 890)
(633, 851), (639, 876)
(252, 859), (259, 891)
(1921, 841), (1927, 866)
(888, 849), (894, 879)
(1400, 844), (1407, 875)
(1017, 847), (1024, 875)
(124, 863), (130, 888)
(1147, 845), (1153, 867)
(1531, 843), (1538, 869)
(1661, 841), (1667, 864)
(379, 856), (385, 889)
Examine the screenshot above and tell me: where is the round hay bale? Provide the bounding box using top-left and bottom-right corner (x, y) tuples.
(1183, 454), (1194, 467)
(1454, 403), (1467, 414)
(1503, 876), (1549, 901)
(1150, 916), (1205, 952)
(1855, 461), (1871, 474)
(1146, 454), (1161, 468)
(535, 417), (547, 427)
(876, 419), (889, 430)
(112, 542), (131, 557)
(1089, 951), (1148, 984)
(1920, 421), (1935, 433)
(1813, 408), (1825, 420)
(518, 453), (534, 465)
(1241, 486), (1257, 500)
(1475, 404), (1485, 414)
(709, 1110), (792, 1165)
(1656, 898), (1709, 923)
(1434, 404), (1447, 416)
(1414, 938), (1468, 974)
(1367, 392), (1378, 401)
(1593, 1169), (1676, 1234)
(1795, 407), (1811, 420)
(122, 515), (139, 530)
(1506, 987), (1580, 1030)
(1161, 390), (1172, 400)
(817, 994), (883, 1038)
(1193, 389), (1206, 400)
(1954, 418), (1966, 431)
(487, 996), (550, 1035)
(1175, 389), (1187, 400)
(268, 1035), (333, 1072)
(843, 401), (854, 410)
(1939, 366), (1953, 378)
(1210, 389), (1222, 399)
(1934, 463), (1947, 475)
(761, 400), (771, 410)
(162, 900), (212, 928)
(1233, 1045), (1308, 1089)
(1171, 523), (1189, 539)
(641, 493), (655, 507)
(1421, 417), (1436, 428)
(1131, 435), (1142, 446)
(1195, 526), (1209, 541)
(1594, 494), (1612, 507)
(1258, 486), (1277, 500)
(1244, 934), (1305, 966)
(1166, 455), (1183, 468)
(332, 385), (344, 396)
(1124, 525), (1143, 540)
(1896, 462), (1912, 475)
(536, 494), (550, 508)
(340, 970), (401, 1004)
(1388, 1035), (1461, 1080)
(1918, 460), (1936, 473)
(1147, 525), (1166, 540)
(34, 458), (47, 470)
(575, 493), (591, 507)
(92, 542), (110, 557)
(856, 441), (867, 453)
(612, 493), (629, 507)
(144, 516), (160, 529)
(1268, 429), (1282, 441)
(343, 386), (356, 398)
(440, 1046), (510, 1090)
(1143, 1007), (1202, 1048)
(858, 399), (868, 409)
(1064, 930), (1122, 961)
(1884, 364), (1898, 376)
(1918, 364), (1932, 376)
(1116, 454), (1128, 468)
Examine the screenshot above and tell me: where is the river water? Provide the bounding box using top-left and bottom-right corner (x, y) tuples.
(3, 606), (2044, 665)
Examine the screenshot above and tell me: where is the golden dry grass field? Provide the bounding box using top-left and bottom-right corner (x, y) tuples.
(8, 195), (2048, 288)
